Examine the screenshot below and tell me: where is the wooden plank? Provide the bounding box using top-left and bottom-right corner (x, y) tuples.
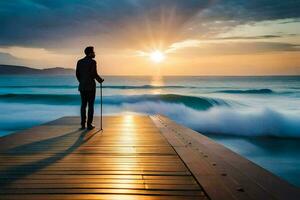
(0, 188), (205, 196)
(0, 194), (205, 200)
(0, 116), (208, 200)
(3, 178), (198, 185)
(4, 183), (201, 190)
(152, 115), (300, 200)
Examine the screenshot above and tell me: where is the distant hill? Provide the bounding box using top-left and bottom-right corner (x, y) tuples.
(0, 65), (75, 75)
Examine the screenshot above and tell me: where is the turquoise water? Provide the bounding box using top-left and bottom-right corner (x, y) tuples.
(0, 75), (299, 186)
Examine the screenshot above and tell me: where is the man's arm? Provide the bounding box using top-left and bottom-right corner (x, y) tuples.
(76, 61), (80, 82)
(92, 60), (104, 83)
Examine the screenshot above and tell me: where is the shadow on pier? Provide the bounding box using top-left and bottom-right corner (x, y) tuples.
(0, 128), (98, 187)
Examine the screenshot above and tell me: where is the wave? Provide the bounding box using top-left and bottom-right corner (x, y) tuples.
(0, 85), (196, 89)
(102, 85), (196, 89)
(124, 102), (300, 138)
(217, 88), (274, 94)
(0, 93), (229, 110)
(0, 95), (299, 138)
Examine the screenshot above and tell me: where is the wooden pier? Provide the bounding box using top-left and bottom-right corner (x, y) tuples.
(0, 115), (299, 200)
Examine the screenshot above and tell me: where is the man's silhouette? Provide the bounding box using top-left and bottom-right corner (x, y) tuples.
(76, 46), (104, 130)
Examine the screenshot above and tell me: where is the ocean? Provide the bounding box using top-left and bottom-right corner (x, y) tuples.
(0, 75), (299, 186)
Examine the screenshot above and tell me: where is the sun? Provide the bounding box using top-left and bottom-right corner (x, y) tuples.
(150, 50), (165, 63)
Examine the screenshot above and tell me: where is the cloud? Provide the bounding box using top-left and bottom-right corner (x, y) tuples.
(182, 3), (300, 41)
(0, 46), (77, 68)
(214, 35), (282, 40)
(0, 52), (28, 66)
(0, 0), (299, 50)
(0, 0), (299, 70)
(166, 40), (300, 56)
(166, 40), (202, 53)
(0, 0), (211, 49)
(198, 0), (300, 22)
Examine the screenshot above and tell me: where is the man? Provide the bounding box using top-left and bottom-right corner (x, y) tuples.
(76, 46), (104, 130)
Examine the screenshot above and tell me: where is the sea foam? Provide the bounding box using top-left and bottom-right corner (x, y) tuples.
(123, 102), (300, 138)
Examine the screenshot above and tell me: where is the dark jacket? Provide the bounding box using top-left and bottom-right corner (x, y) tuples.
(76, 56), (102, 91)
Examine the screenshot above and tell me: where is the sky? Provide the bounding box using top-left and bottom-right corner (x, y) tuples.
(0, 0), (299, 75)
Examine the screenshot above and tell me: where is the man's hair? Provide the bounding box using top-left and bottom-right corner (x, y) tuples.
(84, 46), (94, 56)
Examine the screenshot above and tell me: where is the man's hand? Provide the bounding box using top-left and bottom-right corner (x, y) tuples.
(101, 78), (104, 83)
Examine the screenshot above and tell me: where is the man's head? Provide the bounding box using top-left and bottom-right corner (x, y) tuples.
(84, 46), (95, 58)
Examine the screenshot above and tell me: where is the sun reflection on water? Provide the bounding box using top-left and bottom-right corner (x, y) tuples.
(150, 76), (164, 94)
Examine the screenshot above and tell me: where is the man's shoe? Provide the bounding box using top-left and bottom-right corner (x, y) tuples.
(80, 124), (86, 130)
(87, 124), (95, 130)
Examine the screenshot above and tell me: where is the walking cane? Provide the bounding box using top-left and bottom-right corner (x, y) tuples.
(100, 82), (103, 131)
(95, 82), (103, 133)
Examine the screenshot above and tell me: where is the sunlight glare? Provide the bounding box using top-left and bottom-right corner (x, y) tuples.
(150, 51), (165, 63)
